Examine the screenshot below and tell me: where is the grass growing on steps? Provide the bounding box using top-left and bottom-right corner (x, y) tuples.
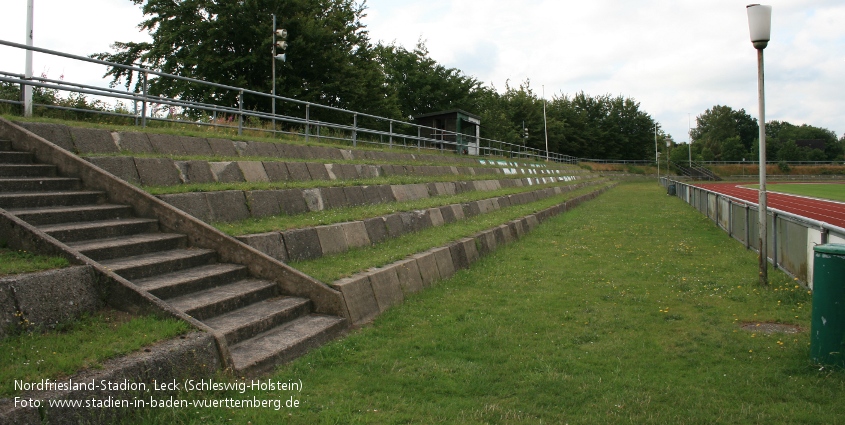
(82, 151), (575, 173)
(293, 183), (613, 282)
(0, 310), (190, 397)
(215, 180), (605, 236)
(0, 248), (70, 277)
(124, 182), (843, 424)
(143, 172), (593, 196)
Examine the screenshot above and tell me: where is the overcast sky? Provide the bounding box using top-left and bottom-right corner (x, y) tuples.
(1, 0), (842, 144)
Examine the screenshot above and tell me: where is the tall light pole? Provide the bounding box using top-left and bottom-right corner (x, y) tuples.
(655, 124), (659, 182)
(24, 0), (34, 117)
(747, 4), (772, 285)
(271, 14), (287, 135)
(542, 85), (549, 162)
(688, 113), (692, 166)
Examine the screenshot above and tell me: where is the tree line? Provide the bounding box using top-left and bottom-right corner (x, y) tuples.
(4, 0), (839, 162)
(85, 0), (660, 160)
(675, 104), (844, 164)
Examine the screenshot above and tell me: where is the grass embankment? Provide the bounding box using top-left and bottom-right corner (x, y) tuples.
(5, 114), (556, 168)
(580, 162), (657, 175)
(214, 179), (603, 236)
(0, 248), (69, 276)
(746, 182), (845, 203)
(0, 311), (190, 397)
(127, 182), (843, 424)
(293, 183), (612, 282)
(143, 173), (588, 197)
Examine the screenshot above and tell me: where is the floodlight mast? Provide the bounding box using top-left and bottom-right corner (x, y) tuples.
(747, 4), (772, 285)
(271, 15), (288, 135)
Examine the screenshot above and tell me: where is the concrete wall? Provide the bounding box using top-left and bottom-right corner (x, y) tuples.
(0, 266), (101, 339)
(16, 122), (587, 175)
(237, 181), (598, 262)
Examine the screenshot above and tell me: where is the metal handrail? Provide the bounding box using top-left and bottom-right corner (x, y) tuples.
(0, 39), (620, 165)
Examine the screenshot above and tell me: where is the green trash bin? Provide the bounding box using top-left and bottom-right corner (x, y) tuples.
(811, 243), (845, 367)
(667, 184), (676, 196)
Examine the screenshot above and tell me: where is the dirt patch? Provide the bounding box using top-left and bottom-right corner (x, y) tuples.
(740, 322), (803, 334)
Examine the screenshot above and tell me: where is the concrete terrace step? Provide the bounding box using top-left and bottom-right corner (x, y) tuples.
(229, 314), (347, 376)
(0, 163), (57, 177)
(0, 151), (34, 164)
(98, 248), (217, 281)
(133, 263), (250, 300)
(0, 176), (80, 191)
(66, 232), (188, 261)
(167, 279), (278, 321)
(0, 190), (106, 209)
(38, 217), (160, 243)
(0, 127), (353, 378)
(7, 203), (133, 226)
(204, 297), (312, 346)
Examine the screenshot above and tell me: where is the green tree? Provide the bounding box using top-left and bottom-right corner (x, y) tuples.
(778, 140), (802, 162)
(375, 41), (482, 120)
(720, 136), (746, 161)
(690, 105), (758, 159)
(93, 0), (398, 120)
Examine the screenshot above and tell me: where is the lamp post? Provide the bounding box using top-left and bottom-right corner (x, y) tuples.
(23, 0), (34, 117)
(543, 87), (550, 162)
(747, 4), (772, 285)
(271, 14), (287, 135)
(654, 124), (659, 182)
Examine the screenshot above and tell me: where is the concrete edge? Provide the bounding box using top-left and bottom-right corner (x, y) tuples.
(0, 332), (221, 425)
(0, 117), (347, 322)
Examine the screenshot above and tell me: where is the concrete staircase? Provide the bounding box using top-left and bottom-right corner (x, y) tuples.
(0, 138), (345, 376)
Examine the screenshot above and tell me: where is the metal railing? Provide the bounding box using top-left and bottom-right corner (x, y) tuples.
(0, 39), (586, 164)
(662, 177), (845, 288)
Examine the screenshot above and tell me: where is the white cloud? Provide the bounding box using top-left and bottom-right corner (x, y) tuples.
(1, 0), (842, 145)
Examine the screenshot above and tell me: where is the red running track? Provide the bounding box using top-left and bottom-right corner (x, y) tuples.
(693, 182), (845, 229)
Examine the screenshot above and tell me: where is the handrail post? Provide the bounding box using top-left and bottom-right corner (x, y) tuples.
(389, 120), (393, 148)
(352, 113), (357, 147)
(141, 71), (148, 128)
(417, 127), (421, 150)
(305, 104), (310, 143)
(238, 90), (244, 136)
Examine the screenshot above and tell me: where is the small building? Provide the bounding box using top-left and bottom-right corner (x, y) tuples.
(413, 109), (480, 155)
(796, 139), (825, 151)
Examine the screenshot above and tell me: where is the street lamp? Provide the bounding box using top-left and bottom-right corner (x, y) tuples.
(271, 14), (288, 135)
(747, 4), (772, 285)
(23, 0), (34, 117)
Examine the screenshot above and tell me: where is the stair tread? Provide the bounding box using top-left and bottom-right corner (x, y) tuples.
(0, 190), (103, 197)
(229, 315), (345, 367)
(168, 279), (276, 312)
(38, 217), (158, 233)
(99, 248), (216, 271)
(204, 297), (310, 335)
(7, 203), (129, 215)
(66, 232), (185, 252)
(134, 263), (247, 291)
(0, 176), (77, 182)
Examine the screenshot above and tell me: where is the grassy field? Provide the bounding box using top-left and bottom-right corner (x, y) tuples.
(293, 184), (610, 282)
(125, 182), (844, 424)
(0, 310), (189, 396)
(0, 248), (69, 276)
(748, 183), (845, 203)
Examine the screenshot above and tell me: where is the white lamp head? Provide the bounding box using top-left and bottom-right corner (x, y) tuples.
(746, 4), (772, 50)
